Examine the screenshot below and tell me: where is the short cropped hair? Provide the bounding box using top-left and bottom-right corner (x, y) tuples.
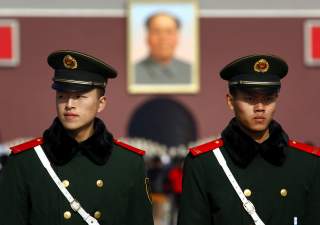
(145, 12), (181, 30)
(96, 88), (105, 97)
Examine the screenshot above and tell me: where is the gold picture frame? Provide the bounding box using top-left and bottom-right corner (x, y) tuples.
(127, 0), (200, 94)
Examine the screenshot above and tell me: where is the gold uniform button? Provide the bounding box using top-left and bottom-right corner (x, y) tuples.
(64, 211), (72, 219)
(96, 180), (104, 188)
(62, 180), (70, 188)
(243, 189), (252, 197)
(94, 211), (102, 219)
(280, 189), (288, 197)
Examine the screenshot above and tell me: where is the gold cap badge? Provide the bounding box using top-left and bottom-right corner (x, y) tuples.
(254, 59), (269, 73)
(63, 55), (78, 69)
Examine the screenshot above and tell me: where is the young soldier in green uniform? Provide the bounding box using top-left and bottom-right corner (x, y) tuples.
(0, 50), (154, 225)
(178, 54), (320, 225)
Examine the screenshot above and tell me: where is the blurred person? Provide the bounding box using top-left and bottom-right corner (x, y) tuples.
(0, 50), (154, 225)
(0, 133), (4, 156)
(135, 12), (191, 84)
(0, 155), (8, 172)
(166, 156), (183, 225)
(178, 54), (320, 225)
(148, 155), (166, 193)
(0, 143), (6, 156)
(167, 156), (183, 200)
(0, 133), (8, 172)
(147, 155), (168, 225)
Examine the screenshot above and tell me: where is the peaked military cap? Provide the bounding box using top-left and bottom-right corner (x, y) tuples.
(220, 54), (288, 89)
(47, 50), (117, 92)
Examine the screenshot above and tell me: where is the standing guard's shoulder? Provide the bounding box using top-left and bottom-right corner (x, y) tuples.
(189, 138), (224, 157)
(113, 139), (145, 156)
(10, 137), (44, 155)
(288, 140), (320, 156)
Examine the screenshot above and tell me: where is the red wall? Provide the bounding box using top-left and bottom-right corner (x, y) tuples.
(0, 17), (319, 146)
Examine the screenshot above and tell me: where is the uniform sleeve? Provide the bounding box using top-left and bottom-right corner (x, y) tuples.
(125, 157), (154, 225)
(0, 155), (29, 225)
(178, 154), (213, 225)
(303, 157), (320, 224)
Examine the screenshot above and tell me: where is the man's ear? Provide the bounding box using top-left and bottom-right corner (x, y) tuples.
(97, 96), (107, 113)
(226, 93), (234, 112)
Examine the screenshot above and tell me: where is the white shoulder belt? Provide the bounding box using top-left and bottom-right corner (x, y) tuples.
(213, 148), (265, 225)
(34, 145), (100, 225)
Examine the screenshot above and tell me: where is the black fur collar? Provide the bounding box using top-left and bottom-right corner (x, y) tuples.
(42, 117), (113, 165)
(221, 118), (289, 168)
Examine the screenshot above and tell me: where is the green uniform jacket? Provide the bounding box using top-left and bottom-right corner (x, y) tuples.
(178, 120), (320, 225)
(0, 119), (153, 225)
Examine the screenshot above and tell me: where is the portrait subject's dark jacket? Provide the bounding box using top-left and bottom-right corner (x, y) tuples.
(178, 119), (320, 225)
(0, 118), (154, 225)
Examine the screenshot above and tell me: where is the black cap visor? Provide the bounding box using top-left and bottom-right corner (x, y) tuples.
(233, 85), (280, 96)
(52, 82), (95, 92)
(229, 73), (280, 83)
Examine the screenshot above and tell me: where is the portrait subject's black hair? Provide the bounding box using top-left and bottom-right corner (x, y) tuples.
(145, 12), (181, 30)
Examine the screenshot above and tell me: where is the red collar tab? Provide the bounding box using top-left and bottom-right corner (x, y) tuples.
(189, 138), (224, 156)
(288, 140), (320, 156)
(10, 137), (44, 154)
(113, 139), (145, 156)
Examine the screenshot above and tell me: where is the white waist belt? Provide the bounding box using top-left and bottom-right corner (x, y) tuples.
(213, 148), (265, 225)
(34, 145), (100, 225)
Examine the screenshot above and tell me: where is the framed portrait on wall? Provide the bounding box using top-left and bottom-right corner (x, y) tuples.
(127, 0), (199, 94)
(0, 19), (20, 67)
(304, 19), (320, 66)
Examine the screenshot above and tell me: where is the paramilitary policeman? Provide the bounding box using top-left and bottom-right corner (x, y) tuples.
(178, 54), (320, 225)
(0, 50), (154, 225)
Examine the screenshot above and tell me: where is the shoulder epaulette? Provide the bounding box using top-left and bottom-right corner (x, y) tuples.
(189, 138), (224, 156)
(10, 137), (44, 155)
(113, 139), (145, 156)
(288, 140), (320, 156)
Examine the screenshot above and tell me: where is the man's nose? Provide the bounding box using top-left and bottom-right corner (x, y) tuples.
(65, 97), (74, 109)
(254, 102), (265, 112)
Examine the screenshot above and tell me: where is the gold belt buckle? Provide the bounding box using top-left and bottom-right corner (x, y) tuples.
(70, 200), (81, 212)
(243, 200), (255, 214)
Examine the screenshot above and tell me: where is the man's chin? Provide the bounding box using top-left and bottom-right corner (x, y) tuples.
(60, 122), (80, 131)
(241, 122), (269, 134)
(152, 54), (173, 63)
(250, 124), (269, 132)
